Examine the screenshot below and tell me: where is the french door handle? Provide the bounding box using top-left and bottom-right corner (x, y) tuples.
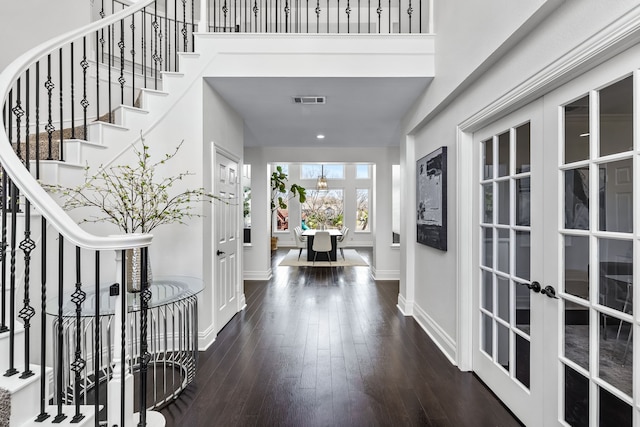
(525, 281), (541, 293)
(216, 250), (225, 256)
(541, 285), (558, 299)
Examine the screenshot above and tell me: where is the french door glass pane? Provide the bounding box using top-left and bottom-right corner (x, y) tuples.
(515, 123), (531, 173)
(514, 282), (530, 335)
(497, 229), (509, 273)
(599, 159), (633, 233)
(497, 131), (510, 177)
(598, 238), (633, 313)
(599, 316), (632, 396)
(482, 270), (493, 311)
(515, 177), (530, 226)
(496, 276), (510, 322)
(497, 181), (510, 225)
(497, 323), (510, 372)
(564, 300), (589, 370)
(482, 227), (493, 267)
(565, 364), (589, 427)
(483, 184), (493, 223)
(565, 235), (589, 300)
(515, 334), (530, 389)
(483, 139), (493, 179)
(599, 385), (632, 427)
(565, 168), (590, 230)
(515, 231), (530, 281)
(482, 313), (493, 356)
(564, 95), (590, 164)
(599, 76), (633, 157)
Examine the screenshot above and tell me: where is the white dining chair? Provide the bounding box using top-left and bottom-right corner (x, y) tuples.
(294, 226), (307, 260)
(312, 231), (332, 265)
(336, 227), (350, 260)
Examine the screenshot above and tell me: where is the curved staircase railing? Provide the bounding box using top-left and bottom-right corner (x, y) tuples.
(0, 0), (195, 425)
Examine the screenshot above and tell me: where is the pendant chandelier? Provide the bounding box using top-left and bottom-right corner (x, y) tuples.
(316, 165), (328, 190)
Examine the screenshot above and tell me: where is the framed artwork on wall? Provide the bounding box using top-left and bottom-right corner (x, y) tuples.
(416, 146), (447, 251)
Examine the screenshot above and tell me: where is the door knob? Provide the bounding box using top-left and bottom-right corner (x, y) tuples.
(527, 281), (541, 293)
(216, 250), (225, 256)
(541, 285), (558, 299)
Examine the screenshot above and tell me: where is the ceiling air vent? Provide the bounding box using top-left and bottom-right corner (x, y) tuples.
(293, 96), (326, 105)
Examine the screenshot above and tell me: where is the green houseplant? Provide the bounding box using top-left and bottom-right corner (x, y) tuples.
(45, 136), (220, 289)
(270, 165), (306, 250)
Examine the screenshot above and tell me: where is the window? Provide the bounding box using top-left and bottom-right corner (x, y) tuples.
(302, 189), (344, 229)
(272, 164), (290, 232)
(300, 164), (345, 180)
(356, 189), (370, 231)
(356, 164), (370, 179)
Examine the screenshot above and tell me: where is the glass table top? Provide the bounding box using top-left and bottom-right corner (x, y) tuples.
(46, 275), (204, 317)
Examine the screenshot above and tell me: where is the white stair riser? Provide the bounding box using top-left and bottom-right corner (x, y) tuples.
(0, 329), (25, 373)
(114, 106), (150, 128)
(85, 122), (128, 145)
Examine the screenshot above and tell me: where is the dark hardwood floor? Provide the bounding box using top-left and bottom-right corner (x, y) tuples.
(160, 248), (522, 426)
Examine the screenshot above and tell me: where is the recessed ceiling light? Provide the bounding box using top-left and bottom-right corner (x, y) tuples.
(317, 134), (325, 139)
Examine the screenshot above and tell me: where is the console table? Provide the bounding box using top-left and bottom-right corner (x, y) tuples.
(47, 276), (203, 411)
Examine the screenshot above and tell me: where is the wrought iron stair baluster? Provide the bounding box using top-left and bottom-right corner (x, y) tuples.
(182, 0), (188, 51)
(53, 235), (66, 423)
(0, 169), (7, 334)
(36, 218), (49, 421)
(3, 180), (18, 378)
(71, 246), (86, 422)
(120, 19), (126, 104)
(81, 38), (89, 141)
(18, 196), (35, 379)
(58, 48), (64, 161)
(70, 43), (75, 139)
(93, 252), (101, 426)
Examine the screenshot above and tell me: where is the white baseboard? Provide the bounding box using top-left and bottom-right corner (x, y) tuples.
(198, 323), (217, 351)
(243, 270), (272, 281)
(412, 302), (457, 366)
(396, 293), (413, 315)
(372, 269), (399, 280)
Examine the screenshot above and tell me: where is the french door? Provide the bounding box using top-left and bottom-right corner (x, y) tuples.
(473, 66), (638, 426)
(473, 99), (557, 427)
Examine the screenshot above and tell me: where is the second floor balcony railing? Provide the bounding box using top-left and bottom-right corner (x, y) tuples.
(206, 0), (433, 34)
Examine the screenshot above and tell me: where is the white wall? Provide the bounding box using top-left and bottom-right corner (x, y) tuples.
(244, 146), (399, 281)
(0, 0), (93, 72)
(400, 0), (640, 363)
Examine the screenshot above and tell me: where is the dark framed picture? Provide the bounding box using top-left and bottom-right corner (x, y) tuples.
(416, 147), (447, 250)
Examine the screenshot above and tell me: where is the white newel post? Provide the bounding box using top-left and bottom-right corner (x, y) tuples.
(108, 249), (135, 427)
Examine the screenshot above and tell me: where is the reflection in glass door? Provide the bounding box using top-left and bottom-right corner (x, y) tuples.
(560, 76), (634, 427)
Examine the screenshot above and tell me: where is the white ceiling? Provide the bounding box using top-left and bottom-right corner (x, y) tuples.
(205, 76), (431, 148)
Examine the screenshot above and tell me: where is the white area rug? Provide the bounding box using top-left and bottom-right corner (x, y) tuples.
(278, 249), (368, 267)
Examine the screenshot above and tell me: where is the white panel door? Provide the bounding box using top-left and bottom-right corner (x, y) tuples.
(214, 149), (240, 333)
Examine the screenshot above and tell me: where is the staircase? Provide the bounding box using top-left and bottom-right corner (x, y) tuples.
(0, 0), (197, 425)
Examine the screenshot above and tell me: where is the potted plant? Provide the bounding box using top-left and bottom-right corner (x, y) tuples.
(44, 135), (220, 290)
(243, 185), (251, 243)
(270, 165), (306, 250)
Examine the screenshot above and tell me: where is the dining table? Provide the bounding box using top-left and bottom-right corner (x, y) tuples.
(301, 228), (343, 261)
